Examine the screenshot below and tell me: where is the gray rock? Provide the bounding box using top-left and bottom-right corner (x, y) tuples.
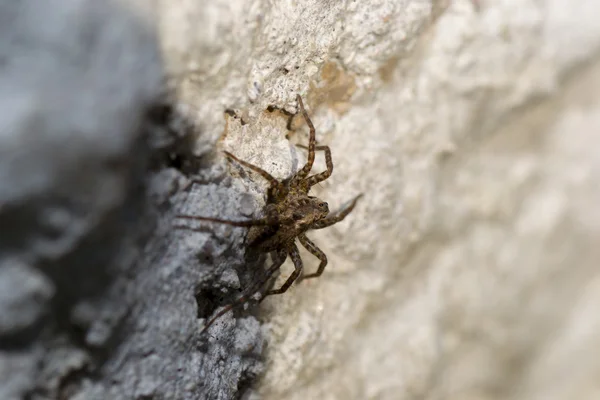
(0, 0), (263, 399)
(0, 260), (54, 340)
(0, 346), (41, 400)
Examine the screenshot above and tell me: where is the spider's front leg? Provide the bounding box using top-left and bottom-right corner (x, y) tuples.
(297, 144), (333, 187)
(263, 243), (303, 298)
(311, 193), (363, 230)
(297, 234), (328, 281)
(294, 95), (317, 180)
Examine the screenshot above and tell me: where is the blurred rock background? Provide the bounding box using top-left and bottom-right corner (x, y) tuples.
(2, 0), (600, 399)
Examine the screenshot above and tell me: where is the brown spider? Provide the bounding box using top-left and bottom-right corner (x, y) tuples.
(177, 95), (362, 332)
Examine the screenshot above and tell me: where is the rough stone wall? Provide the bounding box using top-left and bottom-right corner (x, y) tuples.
(0, 0), (267, 398)
(0, 0), (164, 398)
(160, 0), (600, 399)
(2, 0), (600, 399)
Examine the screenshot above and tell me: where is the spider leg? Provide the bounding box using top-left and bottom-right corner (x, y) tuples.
(200, 248), (287, 333)
(181, 151), (280, 191)
(224, 150), (281, 189)
(297, 144), (332, 187)
(263, 243), (303, 298)
(175, 215), (276, 227)
(297, 234), (328, 281)
(294, 95), (317, 179)
(176, 203), (280, 227)
(312, 193), (363, 229)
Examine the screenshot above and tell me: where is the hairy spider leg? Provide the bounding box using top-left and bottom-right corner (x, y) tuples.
(200, 248), (287, 333)
(176, 198), (281, 226)
(223, 150), (281, 189)
(181, 151), (281, 191)
(294, 95), (317, 179)
(297, 144), (333, 187)
(312, 193), (363, 229)
(297, 234), (328, 281)
(263, 243), (303, 297)
(175, 214), (276, 227)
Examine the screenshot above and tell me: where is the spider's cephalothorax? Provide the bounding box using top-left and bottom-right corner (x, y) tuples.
(177, 95), (362, 332)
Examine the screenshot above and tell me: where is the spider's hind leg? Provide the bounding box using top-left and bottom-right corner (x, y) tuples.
(224, 150), (282, 190)
(176, 199), (281, 228)
(175, 214), (276, 227)
(199, 248), (287, 333)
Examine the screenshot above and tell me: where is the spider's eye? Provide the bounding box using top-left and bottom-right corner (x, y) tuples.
(319, 202), (329, 212)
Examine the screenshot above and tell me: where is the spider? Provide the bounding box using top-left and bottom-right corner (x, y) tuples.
(177, 95), (362, 332)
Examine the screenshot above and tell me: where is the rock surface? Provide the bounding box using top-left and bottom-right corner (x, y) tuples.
(160, 0), (600, 399)
(3, 0), (600, 399)
(0, 0), (263, 399)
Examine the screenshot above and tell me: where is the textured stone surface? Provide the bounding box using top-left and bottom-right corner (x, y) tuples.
(0, 0), (267, 397)
(158, 0), (600, 399)
(0, 0), (166, 397)
(3, 0), (600, 399)
(0, 260), (54, 339)
(0, 0), (267, 396)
